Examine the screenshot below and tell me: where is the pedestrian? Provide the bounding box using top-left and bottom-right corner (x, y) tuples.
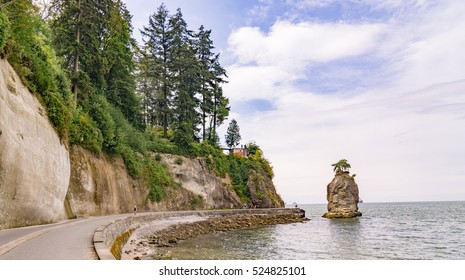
(133, 205), (137, 215)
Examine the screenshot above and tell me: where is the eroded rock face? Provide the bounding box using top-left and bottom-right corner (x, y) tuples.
(0, 59), (70, 229)
(323, 171), (362, 218)
(67, 146), (148, 217)
(67, 149), (247, 217)
(162, 154), (243, 209)
(247, 169), (284, 208)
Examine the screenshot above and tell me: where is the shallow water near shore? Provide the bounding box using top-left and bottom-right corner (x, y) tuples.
(155, 201), (465, 260)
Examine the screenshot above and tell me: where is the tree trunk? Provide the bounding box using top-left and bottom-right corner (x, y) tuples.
(72, 0), (81, 101)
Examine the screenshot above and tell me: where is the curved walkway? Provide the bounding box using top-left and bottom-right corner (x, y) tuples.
(0, 208), (304, 260)
(0, 213), (132, 259)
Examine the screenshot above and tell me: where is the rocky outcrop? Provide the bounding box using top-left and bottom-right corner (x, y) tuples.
(247, 170), (284, 208)
(0, 59), (70, 229)
(160, 154), (243, 209)
(67, 149), (247, 217)
(323, 171), (362, 218)
(66, 146), (148, 217)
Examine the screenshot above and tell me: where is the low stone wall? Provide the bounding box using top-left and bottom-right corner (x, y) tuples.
(93, 208), (305, 260)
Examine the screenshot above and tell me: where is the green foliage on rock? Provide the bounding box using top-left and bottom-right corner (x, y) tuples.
(190, 194), (204, 210)
(195, 142), (275, 202)
(69, 108), (103, 153)
(145, 159), (176, 202)
(332, 159), (351, 173)
(0, 9), (10, 51)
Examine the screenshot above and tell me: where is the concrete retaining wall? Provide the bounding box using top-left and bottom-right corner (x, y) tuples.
(93, 208), (305, 260)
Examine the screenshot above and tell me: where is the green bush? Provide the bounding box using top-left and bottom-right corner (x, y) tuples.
(190, 194), (204, 210)
(117, 145), (143, 178)
(148, 137), (184, 155)
(108, 103), (148, 153)
(90, 95), (118, 153)
(0, 10), (10, 51)
(69, 108), (103, 153)
(145, 159), (177, 202)
(42, 91), (71, 139)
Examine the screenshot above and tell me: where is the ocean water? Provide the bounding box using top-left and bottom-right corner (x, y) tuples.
(156, 201), (465, 260)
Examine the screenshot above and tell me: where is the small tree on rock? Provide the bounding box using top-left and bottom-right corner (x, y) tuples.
(331, 159), (351, 173)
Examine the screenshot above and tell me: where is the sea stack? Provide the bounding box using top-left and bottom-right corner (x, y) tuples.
(323, 160), (362, 219)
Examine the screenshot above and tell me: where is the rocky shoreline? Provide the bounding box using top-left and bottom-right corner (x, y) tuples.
(122, 212), (308, 260)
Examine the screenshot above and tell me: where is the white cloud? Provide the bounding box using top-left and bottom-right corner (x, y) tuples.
(228, 21), (385, 70)
(226, 21), (385, 102)
(291, 0), (428, 10)
(387, 2), (465, 91)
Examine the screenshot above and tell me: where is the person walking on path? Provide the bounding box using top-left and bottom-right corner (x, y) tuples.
(133, 205), (137, 215)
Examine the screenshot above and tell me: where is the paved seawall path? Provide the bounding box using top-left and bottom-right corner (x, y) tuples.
(0, 208), (305, 260)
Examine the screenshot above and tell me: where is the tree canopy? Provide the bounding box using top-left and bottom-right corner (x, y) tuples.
(225, 119), (241, 149)
(331, 159), (351, 173)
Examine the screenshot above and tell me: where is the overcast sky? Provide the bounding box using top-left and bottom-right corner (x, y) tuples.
(123, 0), (465, 204)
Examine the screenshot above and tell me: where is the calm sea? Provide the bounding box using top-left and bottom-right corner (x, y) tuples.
(156, 201), (465, 260)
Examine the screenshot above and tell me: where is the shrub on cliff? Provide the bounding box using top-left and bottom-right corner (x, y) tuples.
(145, 159), (177, 202)
(0, 9), (10, 51)
(69, 108), (104, 154)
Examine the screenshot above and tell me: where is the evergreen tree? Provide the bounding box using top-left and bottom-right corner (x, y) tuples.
(51, 0), (141, 127)
(141, 3), (172, 138)
(138, 4), (229, 147)
(169, 8), (200, 146)
(225, 119), (241, 149)
(208, 62), (229, 144)
(50, 0), (113, 102)
(136, 47), (158, 127)
(194, 25), (229, 142)
(103, 1), (142, 129)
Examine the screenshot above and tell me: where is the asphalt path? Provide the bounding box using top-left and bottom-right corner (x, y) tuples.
(0, 213), (134, 260)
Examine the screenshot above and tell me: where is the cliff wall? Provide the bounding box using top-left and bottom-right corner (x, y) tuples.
(161, 154), (242, 209)
(247, 169), (284, 208)
(67, 148), (244, 217)
(0, 59), (70, 229)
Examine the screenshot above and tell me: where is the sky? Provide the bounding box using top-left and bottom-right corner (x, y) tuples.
(122, 0), (465, 204)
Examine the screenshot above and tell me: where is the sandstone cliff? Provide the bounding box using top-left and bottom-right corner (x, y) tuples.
(323, 171), (362, 218)
(66, 146), (147, 217)
(67, 148), (244, 217)
(161, 154), (242, 209)
(0, 59), (70, 229)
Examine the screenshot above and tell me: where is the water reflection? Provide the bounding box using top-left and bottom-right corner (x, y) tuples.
(327, 218), (363, 259)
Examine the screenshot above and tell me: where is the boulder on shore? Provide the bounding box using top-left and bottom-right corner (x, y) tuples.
(323, 171), (362, 218)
